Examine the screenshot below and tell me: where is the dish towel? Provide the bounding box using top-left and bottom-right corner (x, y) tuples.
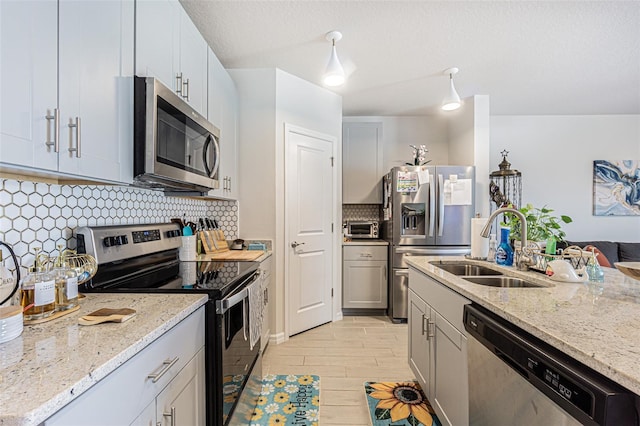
(247, 278), (263, 350)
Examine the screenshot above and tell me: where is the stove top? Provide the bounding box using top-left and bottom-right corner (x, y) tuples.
(76, 223), (258, 299)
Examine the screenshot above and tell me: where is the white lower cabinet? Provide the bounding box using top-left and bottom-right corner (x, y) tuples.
(260, 254), (273, 353)
(342, 245), (388, 309)
(44, 307), (205, 426)
(408, 268), (469, 426)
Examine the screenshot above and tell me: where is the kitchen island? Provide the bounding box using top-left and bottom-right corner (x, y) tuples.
(406, 256), (640, 396)
(0, 293), (207, 425)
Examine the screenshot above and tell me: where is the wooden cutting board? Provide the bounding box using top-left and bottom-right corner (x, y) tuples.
(198, 250), (264, 261)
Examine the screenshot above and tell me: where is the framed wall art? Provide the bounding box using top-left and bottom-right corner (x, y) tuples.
(593, 160), (640, 216)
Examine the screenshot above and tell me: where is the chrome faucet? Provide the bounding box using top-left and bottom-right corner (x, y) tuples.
(481, 207), (534, 271)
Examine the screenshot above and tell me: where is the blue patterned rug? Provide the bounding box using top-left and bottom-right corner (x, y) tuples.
(245, 374), (320, 425)
(365, 381), (442, 426)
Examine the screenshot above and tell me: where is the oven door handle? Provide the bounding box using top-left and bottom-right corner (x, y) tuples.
(216, 288), (248, 314)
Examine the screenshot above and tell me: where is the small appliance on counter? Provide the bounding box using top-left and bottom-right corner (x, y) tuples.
(345, 220), (379, 239)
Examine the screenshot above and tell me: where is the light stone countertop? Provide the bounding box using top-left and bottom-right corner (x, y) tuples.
(405, 256), (640, 396)
(0, 293), (208, 426)
(342, 239), (389, 246)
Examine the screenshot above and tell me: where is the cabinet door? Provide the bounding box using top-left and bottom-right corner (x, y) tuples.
(260, 256), (272, 352)
(408, 289), (431, 396)
(129, 400), (156, 426)
(207, 49), (238, 200)
(178, 9), (207, 116)
(342, 122), (383, 203)
(58, 0), (134, 183)
(342, 260), (387, 309)
(431, 311), (468, 426)
(135, 0), (180, 89)
(0, 0), (58, 171)
(156, 348), (205, 426)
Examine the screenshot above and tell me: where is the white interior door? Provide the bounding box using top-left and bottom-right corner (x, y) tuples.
(286, 125), (334, 336)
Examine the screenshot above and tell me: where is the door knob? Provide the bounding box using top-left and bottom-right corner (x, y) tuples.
(291, 241), (305, 248)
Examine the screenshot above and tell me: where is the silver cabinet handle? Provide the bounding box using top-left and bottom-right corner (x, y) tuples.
(291, 241), (305, 249)
(45, 108), (59, 152)
(421, 313), (427, 336)
(227, 176), (231, 192)
(175, 73), (183, 95)
(163, 407), (176, 426)
(383, 265), (386, 279)
(182, 78), (190, 101)
(68, 117), (81, 158)
(359, 252), (373, 258)
(427, 318), (435, 339)
(147, 356), (179, 383)
(394, 269), (409, 277)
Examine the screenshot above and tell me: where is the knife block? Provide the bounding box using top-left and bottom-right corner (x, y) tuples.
(199, 230), (229, 253)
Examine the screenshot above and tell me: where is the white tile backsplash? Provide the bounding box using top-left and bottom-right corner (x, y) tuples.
(0, 178), (237, 270)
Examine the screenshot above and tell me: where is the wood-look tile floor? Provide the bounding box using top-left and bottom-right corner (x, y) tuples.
(262, 316), (415, 425)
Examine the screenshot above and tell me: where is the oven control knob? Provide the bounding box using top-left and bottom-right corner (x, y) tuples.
(113, 235), (127, 246)
(166, 230), (179, 238)
(121, 235), (129, 245)
(103, 236), (115, 247)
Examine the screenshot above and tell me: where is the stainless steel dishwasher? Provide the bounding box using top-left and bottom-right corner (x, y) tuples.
(463, 304), (638, 426)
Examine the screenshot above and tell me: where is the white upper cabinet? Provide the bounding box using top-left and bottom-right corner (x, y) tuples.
(207, 48), (238, 200)
(57, 0), (134, 183)
(342, 122), (384, 204)
(0, 0), (58, 172)
(135, 0), (207, 116)
(0, 0), (134, 184)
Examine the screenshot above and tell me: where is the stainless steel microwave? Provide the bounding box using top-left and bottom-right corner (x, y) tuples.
(133, 76), (220, 193)
(346, 220), (379, 239)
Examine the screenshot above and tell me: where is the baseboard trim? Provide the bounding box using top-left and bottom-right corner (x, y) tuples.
(270, 332), (286, 345)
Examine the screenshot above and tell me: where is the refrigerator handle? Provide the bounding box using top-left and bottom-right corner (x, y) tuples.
(438, 174), (445, 237)
(428, 174), (435, 237)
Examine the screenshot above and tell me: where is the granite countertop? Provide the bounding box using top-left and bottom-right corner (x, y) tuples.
(405, 256), (640, 396)
(0, 293), (208, 425)
(342, 239), (389, 246)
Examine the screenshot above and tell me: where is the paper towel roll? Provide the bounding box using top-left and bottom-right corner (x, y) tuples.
(179, 236), (197, 261)
(470, 218), (490, 259)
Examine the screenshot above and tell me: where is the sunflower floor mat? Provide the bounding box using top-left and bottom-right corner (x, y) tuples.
(247, 374), (320, 425)
(364, 381), (441, 426)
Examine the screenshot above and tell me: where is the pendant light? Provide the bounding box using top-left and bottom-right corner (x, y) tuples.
(441, 67), (461, 111)
(323, 30), (345, 87)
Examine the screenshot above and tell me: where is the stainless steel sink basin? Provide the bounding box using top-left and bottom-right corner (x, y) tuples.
(463, 276), (544, 288)
(431, 262), (503, 276)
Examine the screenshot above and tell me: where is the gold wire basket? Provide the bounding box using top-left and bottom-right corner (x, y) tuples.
(43, 249), (98, 285)
(526, 245), (592, 273)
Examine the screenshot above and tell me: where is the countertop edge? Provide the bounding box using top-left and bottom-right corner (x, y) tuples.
(4, 294), (208, 426)
(405, 256), (640, 396)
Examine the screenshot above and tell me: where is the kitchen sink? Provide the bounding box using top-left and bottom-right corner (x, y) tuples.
(463, 276), (544, 288)
(430, 262), (503, 276)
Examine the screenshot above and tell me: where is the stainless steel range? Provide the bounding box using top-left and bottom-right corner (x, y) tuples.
(75, 223), (261, 426)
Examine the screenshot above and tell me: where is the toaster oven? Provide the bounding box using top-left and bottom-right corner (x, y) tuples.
(346, 221), (379, 239)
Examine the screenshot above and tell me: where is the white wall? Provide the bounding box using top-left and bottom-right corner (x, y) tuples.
(448, 95), (491, 216)
(231, 68), (342, 341)
(490, 115), (640, 241)
(342, 116), (449, 173)
(346, 96), (491, 216)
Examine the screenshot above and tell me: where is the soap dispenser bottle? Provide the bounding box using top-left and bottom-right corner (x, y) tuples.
(21, 249), (56, 320)
(53, 246), (79, 311)
(495, 227), (514, 266)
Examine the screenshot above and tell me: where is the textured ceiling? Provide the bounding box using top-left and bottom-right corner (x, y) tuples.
(181, 1), (640, 116)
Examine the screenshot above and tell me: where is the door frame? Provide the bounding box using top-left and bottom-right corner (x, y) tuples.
(283, 123), (341, 340)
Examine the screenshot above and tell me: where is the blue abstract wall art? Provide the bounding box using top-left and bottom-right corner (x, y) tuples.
(593, 160), (640, 216)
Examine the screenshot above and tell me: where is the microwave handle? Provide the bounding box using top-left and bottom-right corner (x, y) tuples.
(203, 134), (220, 179)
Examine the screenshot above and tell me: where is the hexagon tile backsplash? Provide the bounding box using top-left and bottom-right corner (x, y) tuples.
(0, 178), (238, 270)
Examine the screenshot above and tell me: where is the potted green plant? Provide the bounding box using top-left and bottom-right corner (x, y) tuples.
(501, 203), (573, 243)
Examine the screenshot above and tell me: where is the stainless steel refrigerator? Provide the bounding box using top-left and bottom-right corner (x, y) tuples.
(382, 165), (476, 322)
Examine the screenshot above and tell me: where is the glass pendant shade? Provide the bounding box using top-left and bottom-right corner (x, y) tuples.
(323, 43), (345, 87)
